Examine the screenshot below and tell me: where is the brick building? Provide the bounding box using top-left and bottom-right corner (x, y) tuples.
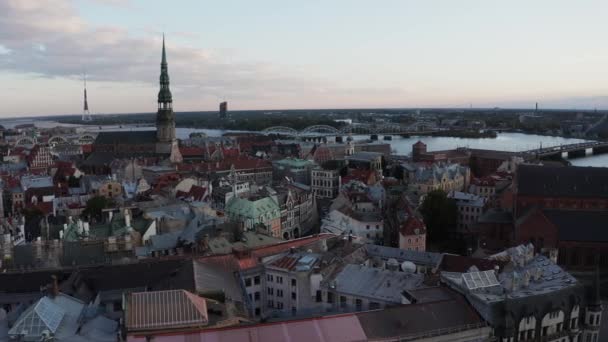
(27, 144), (53, 173)
(513, 164), (608, 271)
(516, 209), (608, 271)
(514, 164), (608, 218)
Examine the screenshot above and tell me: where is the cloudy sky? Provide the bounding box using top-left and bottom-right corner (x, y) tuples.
(1, 0), (608, 117)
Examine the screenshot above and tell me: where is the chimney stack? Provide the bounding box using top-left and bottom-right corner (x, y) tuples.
(522, 270), (530, 287)
(49, 275), (59, 298)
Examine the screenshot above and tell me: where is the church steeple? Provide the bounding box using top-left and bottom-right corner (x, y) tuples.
(158, 34), (172, 108)
(156, 34), (177, 149)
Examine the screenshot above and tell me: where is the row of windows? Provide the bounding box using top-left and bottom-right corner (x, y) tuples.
(459, 206), (482, 214)
(266, 274), (298, 287)
(313, 188), (335, 198)
(366, 233), (381, 239)
(244, 276), (261, 287)
(247, 292), (260, 301)
(316, 291), (380, 309)
(312, 179), (336, 187)
(588, 313), (600, 326)
(267, 287), (297, 298)
(459, 214), (479, 222)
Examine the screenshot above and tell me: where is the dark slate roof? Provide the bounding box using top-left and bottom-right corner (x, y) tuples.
(478, 208), (513, 224)
(0, 270), (71, 293)
(78, 259), (195, 292)
(83, 151), (162, 167)
(517, 164), (608, 198)
(94, 130), (157, 145)
(356, 289), (483, 340)
(438, 254), (505, 273)
(543, 209), (608, 242)
(82, 152), (116, 166)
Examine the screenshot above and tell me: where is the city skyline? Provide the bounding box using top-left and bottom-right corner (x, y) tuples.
(2, 0), (608, 117)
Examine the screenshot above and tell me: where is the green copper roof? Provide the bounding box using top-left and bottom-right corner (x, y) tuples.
(274, 158), (315, 169)
(158, 35), (172, 104)
(226, 196), (280, 221)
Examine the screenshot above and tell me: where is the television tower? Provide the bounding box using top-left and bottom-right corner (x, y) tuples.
(82, 73), (92, 122)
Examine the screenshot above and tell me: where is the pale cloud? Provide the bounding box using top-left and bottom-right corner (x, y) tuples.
(0, 0), (391, 114)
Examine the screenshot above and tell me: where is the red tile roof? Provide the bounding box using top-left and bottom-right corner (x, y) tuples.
(401, 215), (426, 236)
(270, 255), (299, 271)
(131, 313), (366, 341)
(179, 146), (205, 157)
(28, 201), (53, 216)
(177, 185), (207, 201)
(342, 169), (375, 185)
(196, 234), (335, 271)
(81, 144), (93, 154)
(179, 157), (272, 173)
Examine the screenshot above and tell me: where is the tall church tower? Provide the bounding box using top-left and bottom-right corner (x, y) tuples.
(155, 36), (182, 162)
(156, 35), (176, 150)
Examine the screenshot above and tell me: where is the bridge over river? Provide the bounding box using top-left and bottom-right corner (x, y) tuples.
(261, 122), (438, 141)
(519, 141), (608, 159)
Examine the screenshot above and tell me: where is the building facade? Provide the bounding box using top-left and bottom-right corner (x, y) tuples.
(311, 161), (344, 199)
(225, 196), (281, 237)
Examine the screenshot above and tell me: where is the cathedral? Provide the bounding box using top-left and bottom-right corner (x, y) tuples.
(85, 36), (183, 170)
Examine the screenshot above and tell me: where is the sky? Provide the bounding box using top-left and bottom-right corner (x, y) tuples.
(2, 0), (608, 117)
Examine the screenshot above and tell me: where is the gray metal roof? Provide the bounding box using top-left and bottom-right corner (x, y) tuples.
(330, 264), (424, 303)
(364, 244), (442, 266)
(441, 244), (580, 324)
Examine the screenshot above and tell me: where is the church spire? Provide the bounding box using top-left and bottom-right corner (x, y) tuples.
(82, 73), (92, 121)
(162, 34), (166, 63)
(158, 34), (172, 107)
(156, 34), (177, 155)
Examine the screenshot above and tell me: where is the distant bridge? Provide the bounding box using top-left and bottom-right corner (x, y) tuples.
(262, 122), (436, 137)
(520, 141), (608, 159)
(14, 133), (97, 147)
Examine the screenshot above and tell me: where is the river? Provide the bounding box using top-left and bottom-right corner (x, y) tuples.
(177, 128), (607, 167)
(1, 119), (606, 167)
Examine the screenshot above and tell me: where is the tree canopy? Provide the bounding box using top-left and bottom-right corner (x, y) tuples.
(82, 196), (112, 222)
(419, 189), (458, 243)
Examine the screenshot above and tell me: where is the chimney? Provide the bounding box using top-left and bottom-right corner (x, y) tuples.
(522, 271), (530, 287)
(534, 267), (542, 281)
(49, 275), (59, 298)
(511, 273), (519, 292)
(201, 234), (210, 251)
(124, 209), (132, 231)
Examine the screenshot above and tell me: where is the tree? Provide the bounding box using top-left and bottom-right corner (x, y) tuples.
(67, 175), (80, 188)
(82, 196), (111, 222)
(22, 207), (44, 241)
(419, 190), (458, 243)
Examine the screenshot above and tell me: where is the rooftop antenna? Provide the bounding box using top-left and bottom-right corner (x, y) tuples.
(82, 72), (92, 122)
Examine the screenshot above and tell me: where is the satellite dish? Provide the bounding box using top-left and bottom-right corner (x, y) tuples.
(401, 261), (416, 273)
